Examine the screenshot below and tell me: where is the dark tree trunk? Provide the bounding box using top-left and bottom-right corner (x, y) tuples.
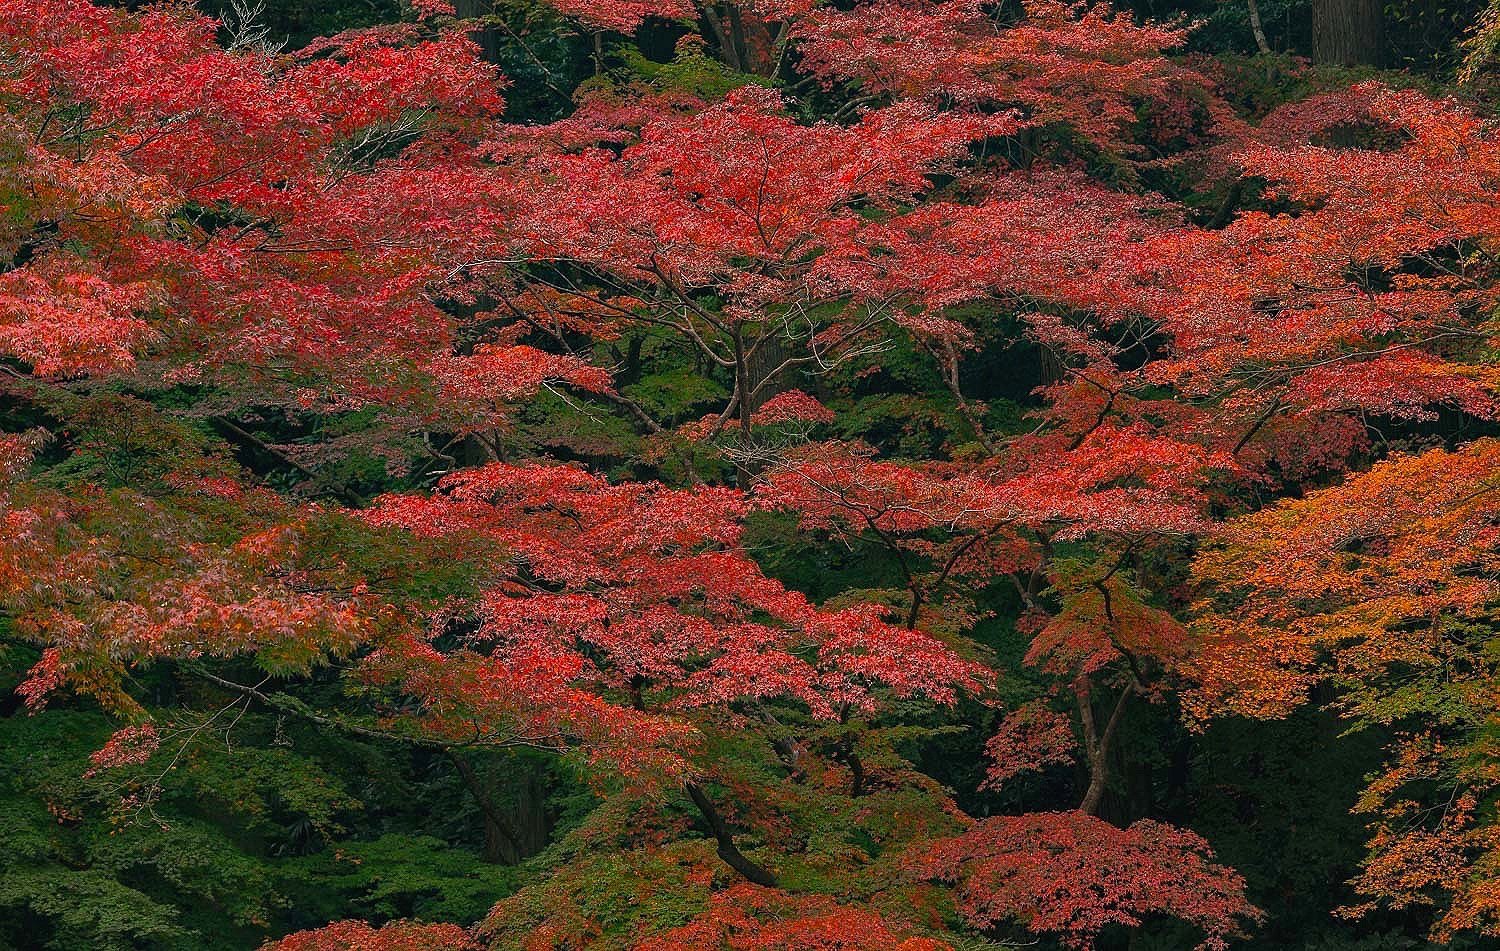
(1076, 676), (1135, 817)
(744, 331), (787, 415)
(1246, 0), (1272, 54)
(453, 0), (505, 64)
(684, 782), (778, 887)
(448, 752), (554, 864)
(1312, 0), (1383, 66)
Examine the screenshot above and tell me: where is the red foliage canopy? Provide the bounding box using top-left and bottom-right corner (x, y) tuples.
(5, 0), (1500, 944)
(913, 811), (1261, 949)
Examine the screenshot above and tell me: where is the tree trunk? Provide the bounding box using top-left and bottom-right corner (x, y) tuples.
(1246, 0), (1272, 54)
(448, 752), (554, 864)
(453, 0), (505, 64)
(684, 782), (778, 887)
(744, 331), (787, 414)
(1076, 676), (1135, 817)
(1312, 0), (1383, 66)
(833, 704), (866, 798)
(448, 751), (526, 864)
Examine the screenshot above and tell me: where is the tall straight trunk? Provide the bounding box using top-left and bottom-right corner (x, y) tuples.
(1312, 0), (1383, 65)
(1246, 0), (1272, 54)
(448, 752), (555, 864)
(453, 1), (505, 64)
(744, 331), (787, 414)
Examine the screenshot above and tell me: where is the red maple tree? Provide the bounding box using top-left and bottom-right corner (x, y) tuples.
(5, 0), (1498, 947)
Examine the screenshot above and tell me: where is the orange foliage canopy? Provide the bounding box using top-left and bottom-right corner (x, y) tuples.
(1191, 441), (1500, 938)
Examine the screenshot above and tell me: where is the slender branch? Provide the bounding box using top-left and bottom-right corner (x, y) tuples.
(210, 416), (365, 507)
(183, 664), (562, 754)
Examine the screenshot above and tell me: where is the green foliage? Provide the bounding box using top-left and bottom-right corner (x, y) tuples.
(740, 510), (912, 602)
(0, 695), (522, 949)
(1460, 0), (1500, 80)
(29, 393), (228, 491)
(1188, 711), (1388, 948)
(468, 0), (588, 122)
(483, 839), (714, 948)
(601, 38), (770, 100)
(515, 388), (644, 464)
(0, 866), (192, 951)
(622, 367), (729, 422)
(283, 834), (521, 926)
(0, 710), (275, 949)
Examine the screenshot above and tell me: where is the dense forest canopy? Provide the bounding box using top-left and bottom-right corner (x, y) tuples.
(1, 0), (1499, 948)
